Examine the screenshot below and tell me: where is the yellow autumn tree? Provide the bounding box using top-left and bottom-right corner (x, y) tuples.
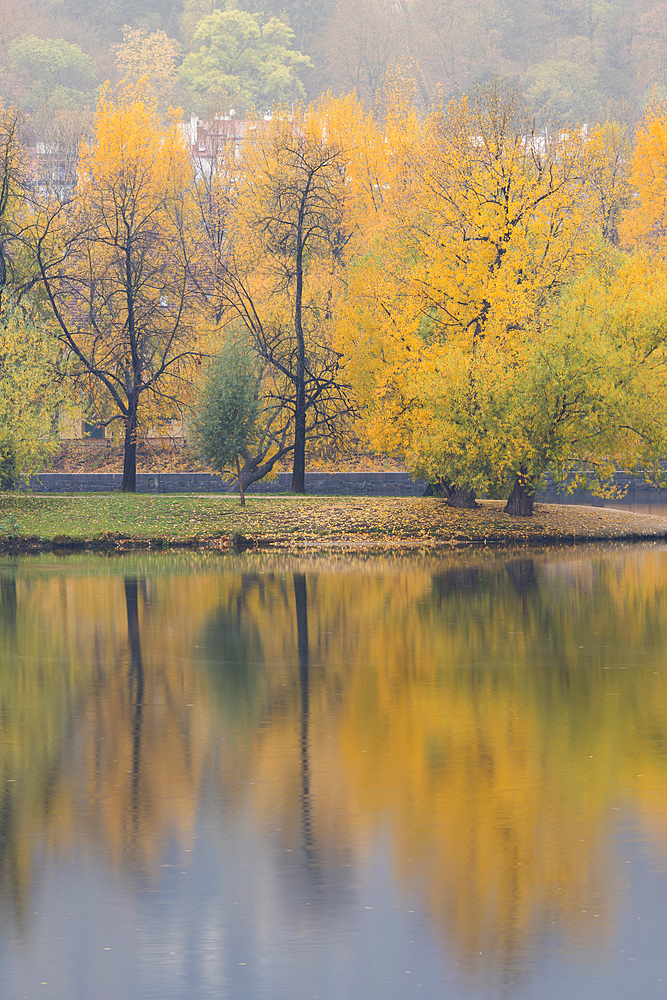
(35, 86), (203, 491)
(585, 117), (632, 244)
(395, 80), (595, 350)
(335, 80), (632, 511)
(406, 256), (667, 508)
(315, 89), (393, 242)
(0, 298), (62, 487)
(113, 25), (182, 97)
(619, 96), (667, 252)
(0, 103), (62, 485)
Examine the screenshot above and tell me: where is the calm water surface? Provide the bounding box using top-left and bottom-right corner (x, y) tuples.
(1, 545), (667, 1000)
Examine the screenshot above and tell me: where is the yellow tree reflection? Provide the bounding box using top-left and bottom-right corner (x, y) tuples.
(2, 547), (667, 981)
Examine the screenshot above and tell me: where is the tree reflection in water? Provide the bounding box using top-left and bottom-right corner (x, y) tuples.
(294, 572), (316, 875)
(0, 549), (666, 993)
(125, 578), (144, 838)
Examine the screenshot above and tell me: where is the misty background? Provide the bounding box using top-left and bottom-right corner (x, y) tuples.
(0, 0), (661, 125)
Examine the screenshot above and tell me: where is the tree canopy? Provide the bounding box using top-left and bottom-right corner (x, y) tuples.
(113, 25), (182, 91)
(179, 8), (312, 113)
(4, 0), (667, 122)
(0, 297), (62, 487)
(8, 36), (96, 109)
(333, 80), (667, 511)
(619, 97), (667, 253)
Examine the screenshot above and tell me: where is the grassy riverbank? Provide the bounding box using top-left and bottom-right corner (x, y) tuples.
(1, 493), (667, 553)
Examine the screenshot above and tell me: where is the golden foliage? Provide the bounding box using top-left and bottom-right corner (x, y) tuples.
(620, 96), (667, 252)
(11, 77), (667, 498)
(35, 86), (205, 485)
(585, 118), (632, 244)
(333, 82), (667, 499)
(113, 25), (182, 91)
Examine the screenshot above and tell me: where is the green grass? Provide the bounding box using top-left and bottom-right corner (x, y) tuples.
(0, 490), (664, 552)
(0, 491), (313, 542)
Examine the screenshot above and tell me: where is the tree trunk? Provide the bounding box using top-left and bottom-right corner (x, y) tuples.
(425, 479), (478, 509)
(236, 454), (246, 506)
(292, 187), (307, 494)
(291, 318), (306, 487)
(294, 572), (313, 860)
(124, 577), (144, 812)
(238, 447), (292, 491)
(505, 476), (535, 516)
(291, 405), (306, 492)
(121, 405), (138, 493)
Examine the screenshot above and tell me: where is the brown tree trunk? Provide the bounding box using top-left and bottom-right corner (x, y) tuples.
(121, 405), (138, 492)
(238, 447), (292, 491)
(425, 479), (479, 509)
(236, 454), (246, 506)
(505, 476), (535, 516)
(292, 197), (307, 494)
(291, 397), (306, 493)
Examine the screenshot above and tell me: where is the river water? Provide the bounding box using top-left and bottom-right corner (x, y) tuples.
(1, 545), (667, 1000)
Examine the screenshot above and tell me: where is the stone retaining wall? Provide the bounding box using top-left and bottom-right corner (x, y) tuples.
(23, 470), (667, 503)
(27, 471), (426, 496)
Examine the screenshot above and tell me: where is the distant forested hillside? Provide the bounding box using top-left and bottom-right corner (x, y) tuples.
(0, 0), (664, 120)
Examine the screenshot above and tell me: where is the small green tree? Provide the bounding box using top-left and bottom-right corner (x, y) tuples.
(191, 341), (260, 505)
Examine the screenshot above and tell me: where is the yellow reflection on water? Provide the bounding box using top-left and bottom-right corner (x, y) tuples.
(1, 546), (667, 981)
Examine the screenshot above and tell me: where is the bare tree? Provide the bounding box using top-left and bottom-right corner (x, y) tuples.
(29, 102), (93, 205)
(0, 104), (31, 305)
(34, 97), (202, 491)
(193, 112), (356, 493)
